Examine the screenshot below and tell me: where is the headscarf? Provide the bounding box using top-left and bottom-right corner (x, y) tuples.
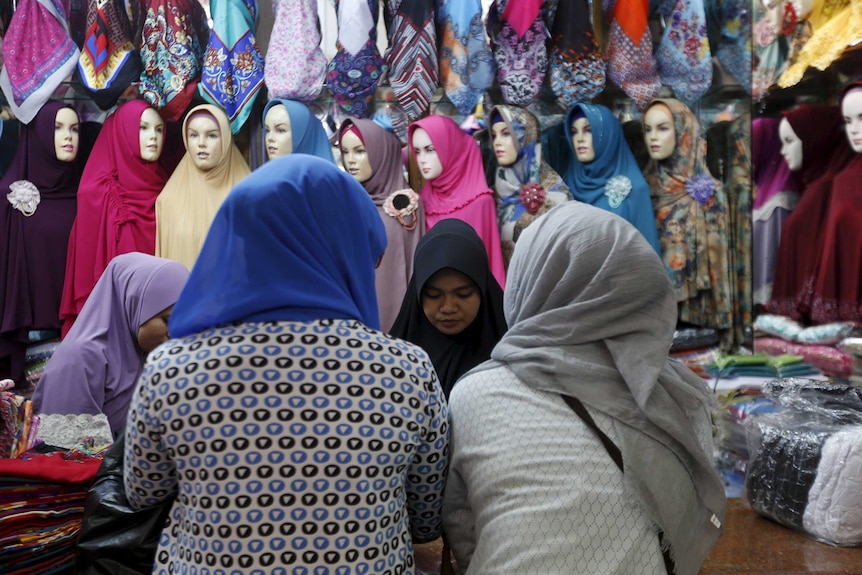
(560, 102), (660, 253)
(390, 219), (506, 398)
(338, 118), (424, 332)
(781, 104), (853, 185)
(478, 202), (725, 575)
(59, 100), (174, 334)
(169, 155), (386, 338)
(751, 116), (801, 212)
(155, 104), (250, 270)
(262, 99), (334, 162)
(408, 114), (506, 288)
(32, 252), (189, 434)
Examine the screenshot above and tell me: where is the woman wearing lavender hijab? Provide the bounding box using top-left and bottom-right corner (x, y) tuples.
(32, 252), (189, 435)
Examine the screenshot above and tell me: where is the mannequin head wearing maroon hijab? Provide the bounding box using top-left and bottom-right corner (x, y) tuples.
(780, 104), (854, 184)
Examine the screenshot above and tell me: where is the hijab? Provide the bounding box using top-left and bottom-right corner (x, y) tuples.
(408, 114), (492, 216)
(262, 99), (334, 162)
(338, 118), (424, 332)
(59, 99), (174, 332)
(477, 202), (725, 575)
(751, 116), (801, 212)
(390, 219), (506, 398)
(169, 155), (386, 338)
(561, 102), (660, 253)
(155, 104), (250, 270)
(781, 104), (853, 185)
(32, 252), (189, 434)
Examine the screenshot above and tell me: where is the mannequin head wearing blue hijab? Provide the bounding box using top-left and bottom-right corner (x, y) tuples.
(169, 155), (387, 338)
(560, 102), (661, 254)
(262, 99), (334, 162)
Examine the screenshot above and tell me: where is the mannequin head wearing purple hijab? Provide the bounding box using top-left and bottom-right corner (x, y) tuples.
(32, 252), (189, 434)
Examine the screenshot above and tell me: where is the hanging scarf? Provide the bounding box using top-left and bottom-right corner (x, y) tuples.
(655, 0), (713, 104)
(0, 0), (79, 124)
(706, 0), (752, 93)
(486, 0), (547, 107)
(325, 0), (386, 119)
(169, 155), (386, 337)
(139, 0), (209, 121)
(383, 0), (438, 120)
(155, 105), (251, 270)
(261, 99), (335, 162)
(548, 0), (605, 107)
(264, 0), (326, 102)
(605, 0), (661, 109)
(77, 0), (142, 110)
(488, 104), (571, 260)
(482, 201), (726, 575)
(751, 0), (788, 100)
(390, 219), (506, 398)
(199, 0), (265, 133)
(436, 0), (495, 116)
(643, 98), (732, 331)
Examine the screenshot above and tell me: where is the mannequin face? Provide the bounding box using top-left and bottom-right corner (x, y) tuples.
(643, 105), (676, 161)
(570, 117), (596, 163)
(340, 129), (372, 183)
(186, 114), (223, 171)
(264, 104), (292, 159)
(421, 268), (481, 336)
(137, 305), (174, 352)
(491, 121), (518, 166)
(139, 108), (165, 162)
(54, 107), (79, 163)
(842, 89), (862, 153)
(411, 128), (443, 180)
(790, 0), (813, 19)
(778, 117), (803, 171)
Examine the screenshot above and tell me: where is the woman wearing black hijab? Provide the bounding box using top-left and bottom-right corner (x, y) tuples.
(390, 218), (507, 398)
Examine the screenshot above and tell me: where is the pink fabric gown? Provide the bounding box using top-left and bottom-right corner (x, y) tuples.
(408, 114), (506, 289)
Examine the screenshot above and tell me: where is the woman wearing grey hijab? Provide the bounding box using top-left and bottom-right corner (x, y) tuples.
(442, 201), (725, 575)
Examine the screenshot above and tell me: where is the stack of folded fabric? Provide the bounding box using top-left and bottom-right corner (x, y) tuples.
(0, 381), (39, 458)
(707, 353), (821, 379)
(671, 327), (722, 378)
(753, 315), (858, 378)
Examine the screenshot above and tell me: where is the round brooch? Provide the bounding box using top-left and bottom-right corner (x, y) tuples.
(383, 189), (421, 230)
(7, 180), (40, 217)
(604, 175), (632, 209)
(686, 174), (716, 206)
(519, 182), (546, 215)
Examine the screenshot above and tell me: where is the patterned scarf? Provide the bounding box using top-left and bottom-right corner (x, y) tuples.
(265, 0), (326, 102)
(548, 0), (605, 107)
(487, 0), (548, 107)
(325, 0), (386, 118)
(383, 0), (438, 120)
(605, 0), (661, 109)
(0, 0), (80, 124)
(139, 0), (209, 121)
(436, 0), (495, 116)
(655, 0), (713, 104)
(199, 0), (265, 133)
(706, 0), (752, 93)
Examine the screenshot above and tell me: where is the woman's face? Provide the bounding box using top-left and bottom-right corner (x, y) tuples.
(570, 117), (596, 163)
(187, 114), (223, 171)
(643, 105), (676, 161)
(421, 268), (481, 336)
(778, 117), (803, 171)
(491, 121), (518, 166)
(264, 104), (292, 159)
(54, 107), (79, 163)
(340, 129), (373, 183)
(139, 108), (165, 162)
(411, 128), (443, 180)
(137, 305), (174, 352)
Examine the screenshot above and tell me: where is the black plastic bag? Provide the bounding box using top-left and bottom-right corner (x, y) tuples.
(75, 429), (175, 575)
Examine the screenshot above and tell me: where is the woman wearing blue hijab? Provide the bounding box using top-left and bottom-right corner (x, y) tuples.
(124, 155), (450, 575)
(262, 98), (335, 162)
(548, 102), (660, 254)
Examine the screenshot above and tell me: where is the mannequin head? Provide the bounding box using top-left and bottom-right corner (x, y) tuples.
(186, 111), (223, 171)
(264, 103), (292, 159)
(411, 127), (443, 180)
(778, 117), (803, 171)
(490, 119), (518, 166)
(569, 114), (596, 163)
(643, 103), (676, 161)
(789, 0), (814, 20)
(340, 127), (372, 183)
(842, 87), (862, 154)
(54, 106), (79, 163)
(139, 107), (165, 162)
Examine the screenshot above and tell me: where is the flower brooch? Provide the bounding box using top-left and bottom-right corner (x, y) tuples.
(383, 189), (421, 230)
(519, 182), (546, 215)
(7, 180), (40, 217)
(686, 174), (716, 205)
(604, 175), (632, 209)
